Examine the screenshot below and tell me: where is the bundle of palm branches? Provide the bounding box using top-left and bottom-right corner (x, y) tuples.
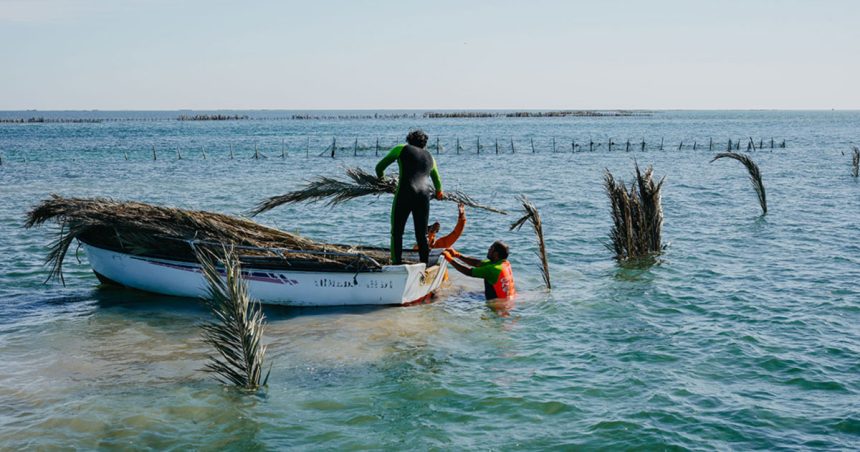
(25, 195), (391, 283)
(604, 164), (665, 262)
(509, 195), (551, 289)
(852, 146), (859, 178)
(711, 152), (767, 215)
(196, 246), (270, 391)
(249, 167), (507, 216)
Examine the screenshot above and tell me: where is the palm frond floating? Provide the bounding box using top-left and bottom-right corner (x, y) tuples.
(604, 164), (665, 262)
(851, 146), (859, 178)
(249, 167), (507, 216)
(711, 152), (767, 215)
(509, 195), (550, 289)
(195, 246), (270, 391)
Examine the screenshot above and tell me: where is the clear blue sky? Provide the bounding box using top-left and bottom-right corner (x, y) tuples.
(2, 0), (858, 109)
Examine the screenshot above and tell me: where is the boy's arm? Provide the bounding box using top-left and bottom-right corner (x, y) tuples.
(375, 144), (403, 178)
(432, 205), (465, 249)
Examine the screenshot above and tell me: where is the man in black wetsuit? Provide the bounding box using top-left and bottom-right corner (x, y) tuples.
(375, 130), (443, 265)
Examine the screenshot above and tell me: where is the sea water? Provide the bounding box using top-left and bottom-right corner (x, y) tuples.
(0, 111), (858, 449)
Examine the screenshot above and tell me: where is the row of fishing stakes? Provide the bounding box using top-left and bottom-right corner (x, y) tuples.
(132, 137), (792, 162)
(0, 137), (789, 164)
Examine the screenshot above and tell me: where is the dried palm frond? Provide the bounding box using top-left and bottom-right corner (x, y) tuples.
(25, 195), (390, 283)
(604, 163), (665, 262)
(249, 167), (507, 216)
(509, 195), (550, 289)
(711, 152), (767, 215)
(852, 146), (859, 178)
(195, 246), (270, 391)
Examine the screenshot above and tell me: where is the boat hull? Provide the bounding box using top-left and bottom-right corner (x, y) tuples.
(83, 244), (447, 307)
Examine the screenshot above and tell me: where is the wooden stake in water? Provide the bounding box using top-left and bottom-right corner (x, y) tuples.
(202, 147), (207, 160)
(571, 140), (575, 153)
(678, 142), (683, 151)
(609, 138), (614, 152)
(331, 137), (336, 159)
(477, 137), (481, 154)
(152, 146), (157, 161)
(353, 138), (358, 157)
(590, 140), (594, 152)
(693, 141), (697, 151)
(495, 139), (499, 154)
(124, 151), (129, 160)
(552, 137), (556, 153)
(709, 137), (713, 151)
(531, 138), (535, 153)
(659, 137), (664, 151)
(436, 137), (441, 155)
(626, 140), (630, 152)
(177, 148), (182, 160)
(641, 140), (646, 152)
(727, 139), (732, 151)
(510, 137), (515, 153)
(281, 139), (286, 158)
(456, 137), (461, 155)
(230, 144), (234, 160)
(375, 137), (380, 156)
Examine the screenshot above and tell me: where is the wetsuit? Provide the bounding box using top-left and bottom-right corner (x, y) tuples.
(376, 144), (442, 264)
(471, 259), (516, 300)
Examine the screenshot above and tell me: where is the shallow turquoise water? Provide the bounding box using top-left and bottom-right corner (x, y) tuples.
(1, 111), (859, 449)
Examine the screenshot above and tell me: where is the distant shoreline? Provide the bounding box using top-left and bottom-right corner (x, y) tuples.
(0, 110), (651, 123)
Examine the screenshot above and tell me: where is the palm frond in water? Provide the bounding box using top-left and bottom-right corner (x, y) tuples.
(852, 146), (859, 178)
(509, 195), (550, 289)
(195, 246), (270, 391)
(604, 163), (665, 262)
(250, 167), (507, 216)
(711, 152), (767, 215)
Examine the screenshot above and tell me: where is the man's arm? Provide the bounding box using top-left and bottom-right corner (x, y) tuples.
(449, 249), (482, 267)
(445, 257), (473, 277)
(375, 144), (403, 178)
(430, 158), (443, 198)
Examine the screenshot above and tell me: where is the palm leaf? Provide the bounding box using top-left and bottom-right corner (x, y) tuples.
(851, 146), (859, 178)
(195, 246), (270, 391)
(509, 195), (550, 289)
(249, 167), (507, 216)
(711, 152), (767, 215)
(604, 163), (665, 262)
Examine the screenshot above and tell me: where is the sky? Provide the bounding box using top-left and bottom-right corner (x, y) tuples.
(1, 0), (859, 110)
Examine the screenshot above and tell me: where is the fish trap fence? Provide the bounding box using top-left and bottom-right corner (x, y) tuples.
(0, 136), (788, 164)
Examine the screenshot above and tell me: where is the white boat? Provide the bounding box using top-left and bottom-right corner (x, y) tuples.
(82, 242), (448, 307)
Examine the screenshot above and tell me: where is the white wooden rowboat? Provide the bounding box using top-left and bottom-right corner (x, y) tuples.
(82, 243), (447, 307)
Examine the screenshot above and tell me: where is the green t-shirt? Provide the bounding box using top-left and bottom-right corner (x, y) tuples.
(471, 259), (514, 300)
